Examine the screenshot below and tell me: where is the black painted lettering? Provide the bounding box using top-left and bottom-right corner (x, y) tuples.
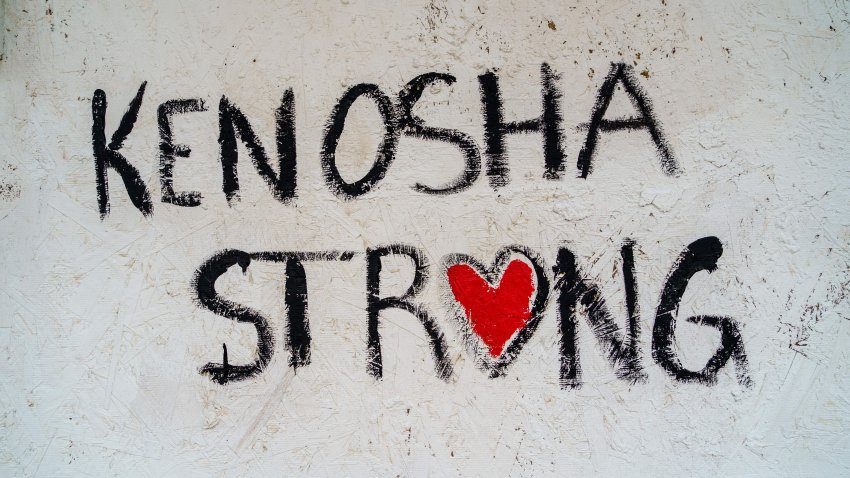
(321, 84), (399, 199)
(193, 250), (275, 384)
(652, 237), (751, 386)
(398, 73), (481, 194)
(284, 257), (311, 369)
(158, 99), (206, 207)
(366, 244), (452, 381)
(577, 62), (679, 178)
(554, 241), (646, 389)
(218, 90), (297, 205)
(91, 82), (153, 218)
(478, 63), (565, 188)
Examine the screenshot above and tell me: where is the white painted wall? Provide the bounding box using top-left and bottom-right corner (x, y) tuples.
(1, 1), (848, 476)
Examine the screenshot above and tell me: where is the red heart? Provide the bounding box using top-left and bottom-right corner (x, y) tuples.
(447, 259), (535, 357)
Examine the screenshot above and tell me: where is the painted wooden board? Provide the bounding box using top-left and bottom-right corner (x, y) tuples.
(0, 1), (848, 476)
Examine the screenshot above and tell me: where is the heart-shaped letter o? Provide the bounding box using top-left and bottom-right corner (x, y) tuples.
(442, 246), (550, 377)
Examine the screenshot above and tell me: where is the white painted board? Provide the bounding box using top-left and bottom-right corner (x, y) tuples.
(0, 1), (848, 476)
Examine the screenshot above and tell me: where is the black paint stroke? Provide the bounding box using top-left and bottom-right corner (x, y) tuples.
(251, 250), (357, 263)
(621, 239), (643, 375)
(158, 98), (206, 207)
(218, 90), (297, 205)
(194, 250), (274, 384)
(92, 82), (153, 218)
(366, 244), (453, 381)
(284, 257), (311, 369)
(553, 248), (581, 389)
(442, 246), (550, 378)
(553, 241), (646, 389)
(478, 63), (565, 188)
(577, 62), (679, 178)
(652, 236), (752, 387)
(398, 73), (482, 194)
(321, 84), (399, 199)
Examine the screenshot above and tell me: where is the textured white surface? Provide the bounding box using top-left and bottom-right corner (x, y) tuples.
(1, 0), (849, 476)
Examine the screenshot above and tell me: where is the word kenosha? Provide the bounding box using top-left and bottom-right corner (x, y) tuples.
(91, 62), (679, 218)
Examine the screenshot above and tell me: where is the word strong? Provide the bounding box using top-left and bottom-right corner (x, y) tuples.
(194, 238), (751, 389)
(91, 63), (679, 217)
